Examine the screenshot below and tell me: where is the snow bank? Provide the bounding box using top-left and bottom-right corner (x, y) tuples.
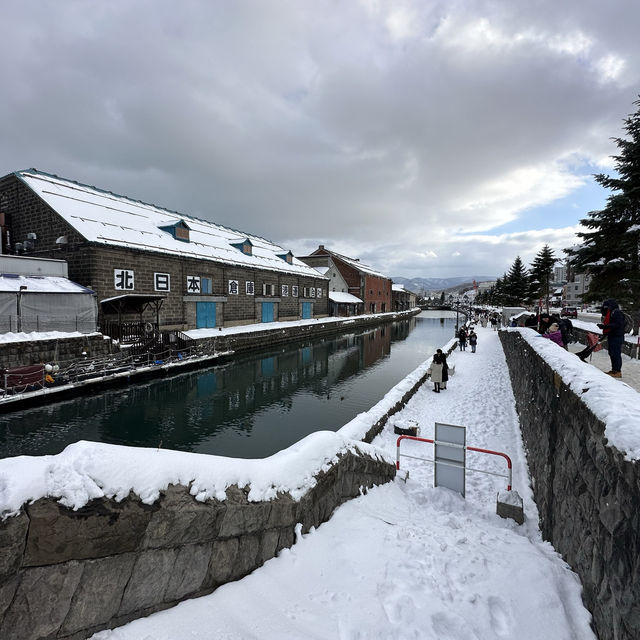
(511, 328), (640, 460)
(0, 432), (393, 519)
(0, 330), (102, 344)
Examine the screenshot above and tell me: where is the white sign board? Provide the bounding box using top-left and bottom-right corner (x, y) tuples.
(434, 422), (466, 497)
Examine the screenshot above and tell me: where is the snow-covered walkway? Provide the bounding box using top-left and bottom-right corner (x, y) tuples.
(94, 326), (596, 640)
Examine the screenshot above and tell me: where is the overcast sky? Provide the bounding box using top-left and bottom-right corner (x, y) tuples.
(1, 1), (637, 279)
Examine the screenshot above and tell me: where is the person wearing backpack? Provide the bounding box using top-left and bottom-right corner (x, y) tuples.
(557, 318), (574, 350)
(468, 329), (478, 353)
(597, 299), (625, 378)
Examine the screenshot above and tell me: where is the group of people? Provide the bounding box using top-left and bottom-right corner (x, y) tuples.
(538, 299), (625, 378)
(426, 298), (627, 394)
(457, 326), (478, 353)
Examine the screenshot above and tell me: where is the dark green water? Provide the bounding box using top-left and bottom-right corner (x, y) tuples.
(0, 311), (457, 459)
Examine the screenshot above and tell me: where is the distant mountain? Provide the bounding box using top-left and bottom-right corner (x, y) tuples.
(392, 276), (496, 294)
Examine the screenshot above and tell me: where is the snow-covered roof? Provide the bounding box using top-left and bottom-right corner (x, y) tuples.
(16, 170), (326, 279)
(0, 274), (94, 294)
(329, 292), (363, 304)
(314, 266), (330, 276)
(320, 249), (387, 279)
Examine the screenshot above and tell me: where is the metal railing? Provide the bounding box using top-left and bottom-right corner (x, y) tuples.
(0, 338), (232, 397)
(102, 321), (156, 343)
(396, 435), (513, 491)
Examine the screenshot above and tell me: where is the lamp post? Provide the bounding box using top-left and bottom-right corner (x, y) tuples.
(17, 285), (27, 333)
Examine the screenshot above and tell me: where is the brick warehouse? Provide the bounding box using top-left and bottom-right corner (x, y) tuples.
(0, 169), (329, 333)
(299, 245), (392, 315)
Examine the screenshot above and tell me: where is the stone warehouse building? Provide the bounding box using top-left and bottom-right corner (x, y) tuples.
(299, 245), (392, 315)
(0, 169), (329, 333)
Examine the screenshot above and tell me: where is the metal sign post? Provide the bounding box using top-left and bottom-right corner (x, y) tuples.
(434, 422), (466, 497)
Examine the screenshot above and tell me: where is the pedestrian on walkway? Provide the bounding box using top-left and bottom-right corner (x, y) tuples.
(468, 330), (478, 353)
(458, 327), (467, 351)
(437, 348), (449, 389)
(598, 298), (625, 378)
(428, 352), (444, 392)
(490, 315), (498, 331)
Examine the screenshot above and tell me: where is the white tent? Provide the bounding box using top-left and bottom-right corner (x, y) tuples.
(0, 274), (97, 333)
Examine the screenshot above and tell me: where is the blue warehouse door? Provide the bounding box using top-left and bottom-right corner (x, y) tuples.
(262, 302), (275, 323)
(301, 302), (312, 319)
(196, 302), (216, 328)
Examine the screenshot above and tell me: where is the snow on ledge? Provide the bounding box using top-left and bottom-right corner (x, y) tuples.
(509, 328), (640, 462)
(0, 432), (393, 520)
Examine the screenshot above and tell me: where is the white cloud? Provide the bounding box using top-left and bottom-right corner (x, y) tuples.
(0, 0), (637, 278)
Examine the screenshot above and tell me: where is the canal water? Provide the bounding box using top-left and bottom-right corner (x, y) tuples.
(0, 311), (457, 459)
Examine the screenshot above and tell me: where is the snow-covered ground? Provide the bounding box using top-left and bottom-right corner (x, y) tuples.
(87, 325), (597, 640)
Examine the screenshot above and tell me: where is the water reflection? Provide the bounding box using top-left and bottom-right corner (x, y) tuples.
(0, 312), (456, 459)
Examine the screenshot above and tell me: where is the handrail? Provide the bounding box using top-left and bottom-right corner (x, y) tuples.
(396, 434), (513, 491)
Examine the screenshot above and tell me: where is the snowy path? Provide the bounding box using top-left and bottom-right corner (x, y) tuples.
(94, 326), (595, 640)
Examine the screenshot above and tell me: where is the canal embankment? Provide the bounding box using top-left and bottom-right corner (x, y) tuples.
(0, 309), (421, 413)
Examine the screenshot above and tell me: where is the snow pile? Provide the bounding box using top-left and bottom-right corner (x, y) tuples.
(512, 327), (640, 460)
(0, 330), (101, 344)
(0, 433), (392, 519)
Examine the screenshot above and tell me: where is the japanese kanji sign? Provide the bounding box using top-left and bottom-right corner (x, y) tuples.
(154, 273), (170, 292)
(114, 269), (134, 291)
(186, 275), (201, 293)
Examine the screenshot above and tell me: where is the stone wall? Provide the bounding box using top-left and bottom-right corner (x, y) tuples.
(500, 331), (640, 640)
(198, 311), (417, 358)
(0, 449), (395, 640)
(0, 334), (111, 369)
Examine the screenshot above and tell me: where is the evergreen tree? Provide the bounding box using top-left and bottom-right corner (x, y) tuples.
(492, 276), (505, 306)
(567, 97), (640, 333)
(504, 257), (529, 305)
(529, 245), (557, 312)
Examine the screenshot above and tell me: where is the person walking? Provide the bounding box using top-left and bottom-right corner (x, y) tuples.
(437, 348), (449, 389)
(428, 352), (444, 392)
(468, 330), (478, 353)
(598, 298), (625, 378)
(458, 327), (467, 351)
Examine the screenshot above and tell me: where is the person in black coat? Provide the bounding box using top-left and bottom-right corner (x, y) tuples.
(598, 298), (625, 377)
(458, 327), (467, 351)
(437, 349), (449, 389)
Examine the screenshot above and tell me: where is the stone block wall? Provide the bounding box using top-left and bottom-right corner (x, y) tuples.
(0, 449), (395, 640)
(196, 311), (416, 359)
(0, 335), (111, 370)
(500, 331), (640, 640)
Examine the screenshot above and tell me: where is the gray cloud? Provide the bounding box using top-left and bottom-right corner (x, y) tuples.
(1, 0), (637, 277)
